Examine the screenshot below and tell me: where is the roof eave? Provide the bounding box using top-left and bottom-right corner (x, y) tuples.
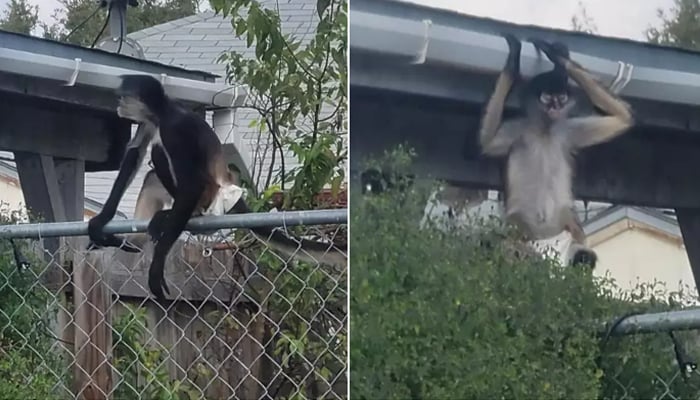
(0, 46), (247, 109)
(350, 0), (700, 107)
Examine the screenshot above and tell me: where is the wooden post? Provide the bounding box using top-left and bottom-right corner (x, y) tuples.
(73, 251), (113, 400)
(675, 208), (700, 296)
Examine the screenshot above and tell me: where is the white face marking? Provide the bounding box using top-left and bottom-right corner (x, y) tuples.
(117, 97), (150, 122)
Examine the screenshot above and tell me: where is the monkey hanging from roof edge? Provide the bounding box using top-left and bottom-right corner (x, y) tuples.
(477, 34), (634, 269)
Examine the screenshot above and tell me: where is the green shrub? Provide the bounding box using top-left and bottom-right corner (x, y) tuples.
(350, 148), (700, 399)
(0, 207), (67, 398)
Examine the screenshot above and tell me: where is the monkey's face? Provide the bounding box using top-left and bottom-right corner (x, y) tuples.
(537, 90), (575, 121)
(117, 96), (152, 123)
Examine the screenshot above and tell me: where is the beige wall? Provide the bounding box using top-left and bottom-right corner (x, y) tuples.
(588, 219), (694, 293)
(0, 176), (94, 221)
(0, 176), (25, 211)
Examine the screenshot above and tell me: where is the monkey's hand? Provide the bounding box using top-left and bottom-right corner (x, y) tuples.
(87, 214), (141, 253)
(502, 33), (521, 77)
(530, 38), (572, 67)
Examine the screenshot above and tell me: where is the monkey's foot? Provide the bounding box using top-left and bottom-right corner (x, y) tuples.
(147, 210), (171, 242)
(569, 245), (597, 270)
(148, 269), (171, 303)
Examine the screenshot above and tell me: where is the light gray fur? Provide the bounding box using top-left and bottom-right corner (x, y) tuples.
(479, 50), (634, 262)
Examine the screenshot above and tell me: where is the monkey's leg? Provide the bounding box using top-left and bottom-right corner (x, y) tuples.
(88, 123), (155, 253)
(561, 208), (598, 269)
(148, 178), (204, 301)
(146, 145), (179, 242)
(151, 144), (178, 198)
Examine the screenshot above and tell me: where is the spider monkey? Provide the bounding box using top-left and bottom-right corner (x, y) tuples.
(87, 75), (346, 301)
(478, 34), (635, 269)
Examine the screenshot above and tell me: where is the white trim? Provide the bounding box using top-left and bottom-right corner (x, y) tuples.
(0, 48), (248, 109)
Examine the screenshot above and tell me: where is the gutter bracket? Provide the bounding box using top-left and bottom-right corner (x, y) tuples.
(63, 58), (82, 87)
(410, 19), (432, 65)
(609, 61), (634, 94)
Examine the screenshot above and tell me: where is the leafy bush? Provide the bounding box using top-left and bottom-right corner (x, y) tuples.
(0, 206), (66, 398)
(350, 147), (700, 399)
(112, 305), (198, 399)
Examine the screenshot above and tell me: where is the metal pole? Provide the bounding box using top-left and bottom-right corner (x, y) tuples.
(0, 209), (348, 239)
(604, 308), (700, 336)
(108, 0), (127, 40)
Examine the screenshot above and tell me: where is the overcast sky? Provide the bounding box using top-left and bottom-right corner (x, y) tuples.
(401, 0), (674, 41)
(0, 0), (676, 40)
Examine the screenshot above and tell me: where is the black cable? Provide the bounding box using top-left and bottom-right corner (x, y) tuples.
(64, 4), (101, 42)
(90, 4), (112, 49)
(595, 311), (643, 368)
(669, 331), (697, 379)
(8, 239), (30, 273)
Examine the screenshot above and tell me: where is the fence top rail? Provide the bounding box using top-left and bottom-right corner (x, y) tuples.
(0, 209), (348, 239)
(604, 308), (700, 336)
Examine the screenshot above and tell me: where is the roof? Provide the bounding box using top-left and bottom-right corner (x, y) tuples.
(79, 1), (320, 216)
(127, 2), (318, 78)
(0, 160), (127, 219)
(583, 205), (680, 238)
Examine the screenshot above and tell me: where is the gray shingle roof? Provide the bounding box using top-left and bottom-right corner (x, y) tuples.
(84, 0), (319, 217)
(0, 157), (128, 219)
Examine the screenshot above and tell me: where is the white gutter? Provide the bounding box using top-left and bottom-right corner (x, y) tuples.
(0, 47), (248, 109)
(350, 10), (700, 106)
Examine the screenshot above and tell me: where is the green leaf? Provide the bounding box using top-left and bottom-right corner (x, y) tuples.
(316, 0), (330, 17)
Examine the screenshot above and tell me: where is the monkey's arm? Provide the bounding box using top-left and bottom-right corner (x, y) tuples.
(480, 76), (523, 156)
(480, 33), (522, 156)
(87, 123), (155, 252)
(530, 39), (635, 149)
(564, 62), (634, 148)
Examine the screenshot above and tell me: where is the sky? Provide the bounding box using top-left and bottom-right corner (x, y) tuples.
(0, 0), (675, 40)
(401, 0), (674, 41)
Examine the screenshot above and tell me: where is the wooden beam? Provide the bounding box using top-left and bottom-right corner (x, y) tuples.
(350, 58), (700, 133)
(14, 152), (67, 222)
(0, 72), (116, 112)
(55, 158), (86, 221)
(674, 209), (700, 296)
(350, 96), (700, 208)
(14, 153), (86, 291)
(0, 103), (116, 163)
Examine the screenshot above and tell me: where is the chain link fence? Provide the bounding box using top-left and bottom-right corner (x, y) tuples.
(0, 209), (347, 400)
(598, 309), (700, 399)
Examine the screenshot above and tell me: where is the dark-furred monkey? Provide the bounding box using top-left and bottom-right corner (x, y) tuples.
(479, 34), (634, 268)
(87, 75), (346, 301)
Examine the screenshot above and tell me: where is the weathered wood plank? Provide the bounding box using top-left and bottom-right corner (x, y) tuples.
(14, 153), (88, 290)
(73, 251), (114, 400)
(1, 103), (114, 162)
(82, 239), (268, 302)
(54, 158), (86, 220)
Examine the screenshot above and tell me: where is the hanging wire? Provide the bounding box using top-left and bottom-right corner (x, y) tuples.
(90, 3), (112, 48)
(64, 4), (102, 42)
